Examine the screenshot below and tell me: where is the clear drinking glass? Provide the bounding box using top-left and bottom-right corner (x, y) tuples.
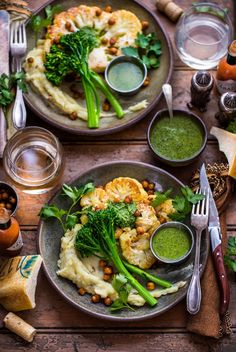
(174, 3), (233, 70)
(3, 127), (64, 194)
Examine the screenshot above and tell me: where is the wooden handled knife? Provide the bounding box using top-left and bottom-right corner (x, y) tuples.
(0, 10), (10, 158)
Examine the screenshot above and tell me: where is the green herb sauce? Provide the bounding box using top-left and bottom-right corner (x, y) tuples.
(150, 115), (203, 160)
(108, 62), (144, 91)
(152, 227), (191, 260)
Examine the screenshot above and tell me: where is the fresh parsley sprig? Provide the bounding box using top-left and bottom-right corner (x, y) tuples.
(39, 182), (94, 231)
(0, 72), (27, 110)
(151, 186), (205, 221)
(122, 32), (162, 69)
(224, 237), (236, 272)
(110, 274), (134, 312)
(30, 4), (63, 41)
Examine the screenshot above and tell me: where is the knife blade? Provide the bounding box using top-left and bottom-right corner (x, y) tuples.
(200, 163), (230, 316)
(0, 10), (10, 158)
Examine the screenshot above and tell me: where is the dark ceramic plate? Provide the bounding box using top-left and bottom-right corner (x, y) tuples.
(37, 161), (209, 321)
(24, 0), (173, 135)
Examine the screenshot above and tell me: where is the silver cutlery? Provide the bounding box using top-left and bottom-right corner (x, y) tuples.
(10, 20), (27, 130)
(200, 163), (230, 315)
(187, 188), (209, 314)
(0, 10), (10, 158)
(162, 83), (173, 119)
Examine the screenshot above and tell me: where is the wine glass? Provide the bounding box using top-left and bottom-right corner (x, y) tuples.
(174, 2), (233, 70)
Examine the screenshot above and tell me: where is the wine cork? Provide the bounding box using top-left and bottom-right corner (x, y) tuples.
(156, 0), (183, 22)
(3, 312), (36, 342)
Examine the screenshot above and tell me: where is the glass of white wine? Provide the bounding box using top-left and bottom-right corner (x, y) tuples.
(174, 2), (233, 70)
(3, 127), (64, 194)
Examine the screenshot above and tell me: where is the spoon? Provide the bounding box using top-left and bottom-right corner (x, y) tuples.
(162, 83), (173, 119)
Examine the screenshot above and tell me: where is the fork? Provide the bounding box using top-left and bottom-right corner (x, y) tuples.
(10, 20), (27, 129)
(186, 188), (209, 315)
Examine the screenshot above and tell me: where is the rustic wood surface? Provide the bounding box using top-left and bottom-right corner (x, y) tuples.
(0, 0), (236, 351)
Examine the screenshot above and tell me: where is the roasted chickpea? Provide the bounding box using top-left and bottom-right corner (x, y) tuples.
(27, 57), (34, 64)
(104, 297), (112, 306)
(159, 216), (166, 224)
(5, 203), (12, 210)
(103, 274), (111, 281)
(141, 20), (149, 30)
(101, 37), (108, 45)
(108, 17), (116, 26)
(0, 202), (5, 208)
(136, 226), (145, 235)
(99, 259), (107, 268)
(108, 47), (118, 55)
(148, 183), (155, 190)
(146, 282), (155, 291)
(134, 210), (141, 217)
(95, 8), (102, 16)
(109, 37), (117, 46)
(91, 294), (101, 303)
(124, 196), (132, 204)
(103, 266), (113, 275)
(102, 101), (111, 112)
(65, 21), (73, 31)
(104, 5), (112, 13)
(69, 112), (78, 120)
(142, 180), (149, 189)
(142, 77), (150, 87)
(147, 190), (154, 195)
(2, 192), (8, 200)
(9, 196), (16, 204)
(115, 228), (123, 238)
(78, 287), (86, 296)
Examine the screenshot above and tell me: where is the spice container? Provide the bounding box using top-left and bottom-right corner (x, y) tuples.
(215, 92), (236, 127)
(216, 40), (236, 94)
(0, 207), (23, 256)
(0, 182), (18, 215)
(187, 71), (214, 112)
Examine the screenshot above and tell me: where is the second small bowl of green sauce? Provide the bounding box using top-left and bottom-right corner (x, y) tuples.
(147, 109), (207, 166)
(150, 222), (194, 265)
(105, 56), (147, 95)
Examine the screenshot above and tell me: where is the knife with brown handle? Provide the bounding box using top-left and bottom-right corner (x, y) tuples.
(200, 164), (230, 316)
(0, 10), (10, 157)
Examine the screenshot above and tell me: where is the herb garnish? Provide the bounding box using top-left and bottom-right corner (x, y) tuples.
(224, 236), (236, 272)
(110, 274), (134, 312)
(0, 72), (27, 110)
(30, 5), (63, 41)
(39, 182), (94, 231)
(122, 32), (162, 69)
(151, 186), (205, 221)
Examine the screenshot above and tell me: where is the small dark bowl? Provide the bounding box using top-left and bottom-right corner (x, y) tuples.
(0, 181), (18, 216)
(147, 109), (207, 167)
(150, 221), (194, 265)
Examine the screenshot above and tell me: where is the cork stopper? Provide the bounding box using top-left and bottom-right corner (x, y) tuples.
(228, 40), (236, 57)
(4, 312), (36, 342)
(156, 0), (183, 22)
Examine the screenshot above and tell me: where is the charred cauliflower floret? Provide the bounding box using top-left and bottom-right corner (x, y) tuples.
(80, 188), (109, 209)
(135, 202), (160, 235)
(105, 177), (148, 202)
(119, 228), (156, 269)
(155, 199), (176, 223)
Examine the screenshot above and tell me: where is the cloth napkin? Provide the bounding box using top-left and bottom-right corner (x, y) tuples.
(186, 212), (232, 338)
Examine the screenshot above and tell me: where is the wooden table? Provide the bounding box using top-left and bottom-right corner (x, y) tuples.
(1, 0), (236, 350)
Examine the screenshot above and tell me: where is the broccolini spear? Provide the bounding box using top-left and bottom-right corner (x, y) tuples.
(75, 207), (157, 307)
(44, 28), (124, 128)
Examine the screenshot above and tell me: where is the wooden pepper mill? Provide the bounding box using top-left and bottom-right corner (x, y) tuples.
(187, 71), (214, 112)
(156, 0), (183, 22)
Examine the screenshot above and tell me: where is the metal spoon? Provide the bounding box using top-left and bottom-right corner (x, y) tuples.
(162, 83), (173, 119)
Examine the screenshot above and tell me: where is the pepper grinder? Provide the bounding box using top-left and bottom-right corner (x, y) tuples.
(187, 71), (214, 112)
(215, 92), (236, 127)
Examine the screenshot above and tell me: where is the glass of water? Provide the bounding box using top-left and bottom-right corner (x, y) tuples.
(174, 2), (233, 70)
(3, 127), (64, 194)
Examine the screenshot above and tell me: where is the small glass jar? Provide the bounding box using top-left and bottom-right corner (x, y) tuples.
(3, 127), (64, 194)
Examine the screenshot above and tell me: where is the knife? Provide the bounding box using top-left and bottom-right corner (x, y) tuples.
(200, 163), (230, 316)
(0, 10), (10, 158)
